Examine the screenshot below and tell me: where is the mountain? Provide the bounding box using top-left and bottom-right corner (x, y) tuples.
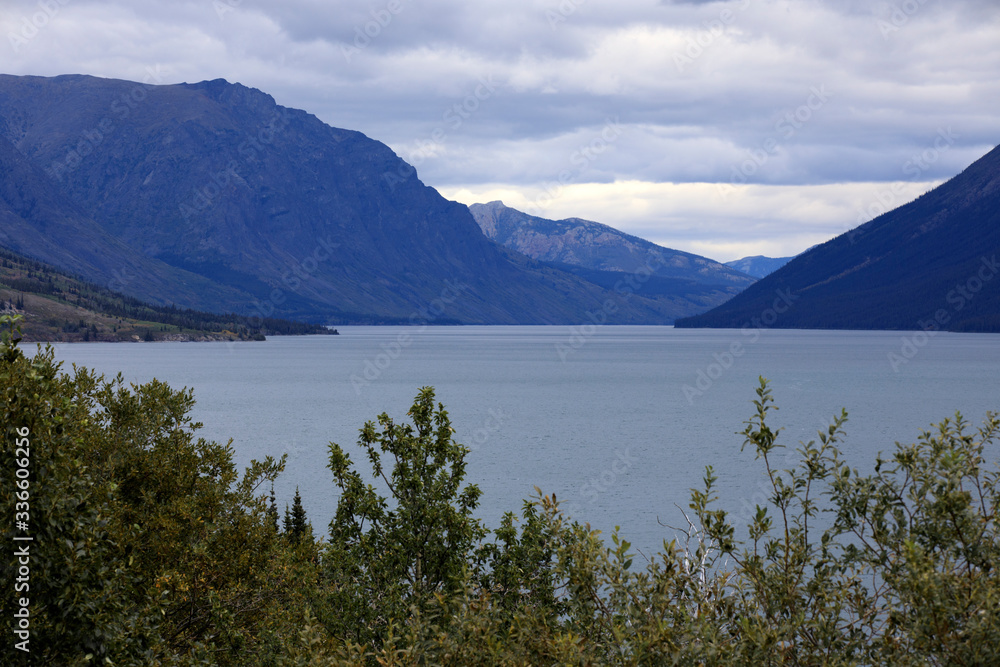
(0, 247), (330, 342)
(0, 74), (680, 325)
(469, 201), (755, 319)
(470, 201), (753, 286)
(724, 255), (793, 279)
(676, 143), (1000, 332)
(0, 132), (257, 310)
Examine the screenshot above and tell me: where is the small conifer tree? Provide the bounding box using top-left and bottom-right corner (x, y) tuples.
(286, 487), (309, 544)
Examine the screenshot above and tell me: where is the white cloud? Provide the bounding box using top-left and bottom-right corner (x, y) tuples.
(440, 179), (942, 262)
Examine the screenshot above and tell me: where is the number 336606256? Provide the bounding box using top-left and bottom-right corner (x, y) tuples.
(14, 426), (30, 518)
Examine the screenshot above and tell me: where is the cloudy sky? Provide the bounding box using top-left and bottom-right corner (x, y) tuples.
(3, 0), (999, 261)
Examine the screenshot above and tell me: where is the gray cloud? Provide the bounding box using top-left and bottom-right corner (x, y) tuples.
(2, 0), (998, 260)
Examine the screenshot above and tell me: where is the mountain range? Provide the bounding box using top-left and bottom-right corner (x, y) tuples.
(3, 73), (998, 332)
(468, 201), (754, 320)
(0, 74), (694, 325)
(677, 143), (1000, 332)
(724, 255), (793, 279)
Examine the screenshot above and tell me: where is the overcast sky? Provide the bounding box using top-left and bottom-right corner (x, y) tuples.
(3, 0), (999, 261)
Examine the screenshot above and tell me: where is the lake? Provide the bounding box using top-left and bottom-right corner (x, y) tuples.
(50, 325), (1000, 557)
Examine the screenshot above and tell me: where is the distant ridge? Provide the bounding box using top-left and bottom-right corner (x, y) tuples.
(469, 201), (754, 320)
(724, 255), (793, 279)
(676, 143), (1000, 332)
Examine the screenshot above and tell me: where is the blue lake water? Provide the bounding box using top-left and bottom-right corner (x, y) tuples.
(50, 326), (1000, 557)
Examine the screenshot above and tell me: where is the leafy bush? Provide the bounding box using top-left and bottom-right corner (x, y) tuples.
(2, 316), (296, 665)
